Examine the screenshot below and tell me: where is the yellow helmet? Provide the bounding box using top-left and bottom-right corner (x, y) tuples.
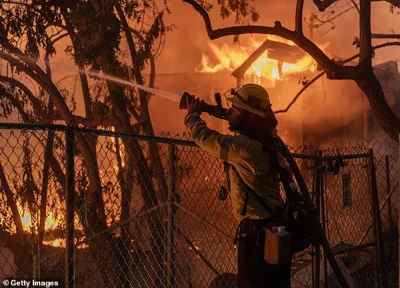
(227, 84), (271, 117)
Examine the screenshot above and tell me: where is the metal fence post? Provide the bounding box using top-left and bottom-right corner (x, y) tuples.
(65, 125), (75, 288)
(313, 152), (321, 288)
(368, 148), (388, 288)
(318, 150), (328, 287)
(166, 144), (176, 288)
(385, 155), (395, 233)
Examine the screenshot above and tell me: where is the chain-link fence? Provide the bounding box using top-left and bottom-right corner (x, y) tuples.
(0, 123), (397, 287)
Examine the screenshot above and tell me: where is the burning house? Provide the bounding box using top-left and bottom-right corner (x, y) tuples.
(149, 36), (317, 139)
(150, 37), (400, 147)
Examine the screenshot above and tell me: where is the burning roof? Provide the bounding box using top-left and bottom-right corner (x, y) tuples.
(196, 36), (317, 87)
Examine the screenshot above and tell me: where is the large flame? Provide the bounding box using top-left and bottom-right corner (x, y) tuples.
(16, 204), (64, 247)
(196, 36), (316, 85)
(17, 204), (60, 231)
(15, 203), (89, 248)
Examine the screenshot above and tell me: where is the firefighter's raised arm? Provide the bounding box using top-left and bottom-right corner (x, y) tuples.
(184, 97), (249, 164)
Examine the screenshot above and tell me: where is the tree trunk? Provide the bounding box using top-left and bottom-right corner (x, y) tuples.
(0, 163), (32, 277)
(116, 138), (134, 286)
(355, 70), (400, 139)
(38, 130), (54, 244)
(114, 1), (169, 204)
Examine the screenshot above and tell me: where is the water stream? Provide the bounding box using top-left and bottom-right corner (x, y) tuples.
(0, 50), (183, 104)
(84, 69), (182, 104)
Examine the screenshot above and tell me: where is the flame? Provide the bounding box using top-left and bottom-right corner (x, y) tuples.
(45, 213), (57, 229)
(20, 211), (31, 230)
(17, 205), (62, 230)
(43, 239), (64, 248)
(17, 204), (33, 232)
(15, 203), (70, 248)
(9, 129), (128, 250)
(196, 36), (316, 85)
(16, 206), (89, 249)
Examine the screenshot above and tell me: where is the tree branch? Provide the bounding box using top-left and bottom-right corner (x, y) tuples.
(0, 75), (43, 115)
(350, 0), (360, 13)
(183, 0), (359, 80)
(1, 1), (43, 15)
(114, 3), (169, 206)
(60, 6), (94, 123)
(372, 0), (400, 9)
(114, 2), (149, 121)
(130, 28), (157, 102)
(372, 33), (400, 39)
(295, 0), (304, 34)
(2, 89), (34, 122)
(1, 92), (66, 200)
(312, 0), (337, 11)
(50, 33), (68, 45)
(359, 0), (372, 67)
(38, 129), (54, 244)
(0, 162), (24, 236)
(0, 39), (102, 198)
(275, 41), (400, 114)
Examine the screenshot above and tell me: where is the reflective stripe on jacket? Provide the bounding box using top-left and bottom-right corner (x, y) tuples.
(184, 112), (284, 222)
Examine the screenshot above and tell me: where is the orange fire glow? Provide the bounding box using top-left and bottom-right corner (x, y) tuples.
(17, 204), (63, 247)
(16, 204), (90, 248)
(196, 36), (316, 85)
(17, 204), (59, 231)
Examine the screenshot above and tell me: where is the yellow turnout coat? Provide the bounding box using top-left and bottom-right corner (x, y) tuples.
(185, 112), (284, 222)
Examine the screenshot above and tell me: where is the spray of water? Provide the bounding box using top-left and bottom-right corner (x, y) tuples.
(83, 69), (182, 103)
(0, 50), (183, 104)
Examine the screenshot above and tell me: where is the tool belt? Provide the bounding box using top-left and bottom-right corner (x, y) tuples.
(226, 162), (318, 257)
(234, 216), (292, 265)
(234, 213), (282, 243)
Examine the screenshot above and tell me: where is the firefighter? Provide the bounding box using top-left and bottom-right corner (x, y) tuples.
(184, 84), (291, 288)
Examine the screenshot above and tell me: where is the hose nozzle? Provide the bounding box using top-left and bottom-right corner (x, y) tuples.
(179, 92), (228, 120)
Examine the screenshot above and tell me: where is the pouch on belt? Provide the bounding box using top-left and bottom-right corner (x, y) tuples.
(264, 226), (291, 265)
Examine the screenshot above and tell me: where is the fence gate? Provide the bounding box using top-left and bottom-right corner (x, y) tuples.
(291, 147), (387, 288)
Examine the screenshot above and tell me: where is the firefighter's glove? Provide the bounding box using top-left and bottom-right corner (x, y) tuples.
(186, 96), (202, 115)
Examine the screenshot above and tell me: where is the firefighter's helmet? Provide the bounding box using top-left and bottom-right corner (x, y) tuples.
(227, 84), (271, 117)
